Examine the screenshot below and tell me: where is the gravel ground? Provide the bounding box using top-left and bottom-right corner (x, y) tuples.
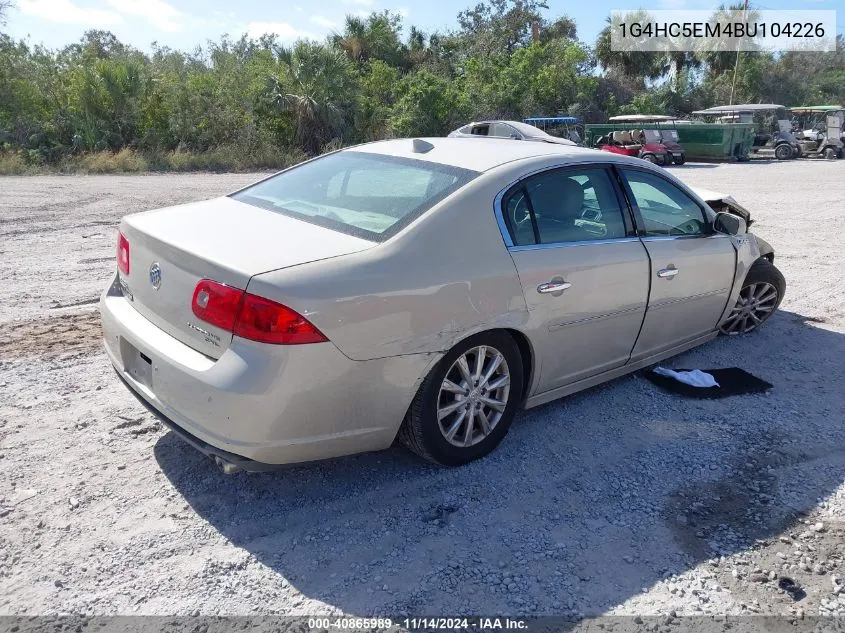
(1, 163), (844, 622)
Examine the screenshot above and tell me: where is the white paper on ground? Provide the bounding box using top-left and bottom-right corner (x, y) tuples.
(653, 367), (720, 388)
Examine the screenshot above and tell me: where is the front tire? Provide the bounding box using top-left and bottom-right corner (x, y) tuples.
(642, 153), (658, 164)
(674, 153), (686, 165)
(719, 258), (785, 335)
(398, 331), (523, 466)
(774, 144), (793, 160)
(823, 147), (837, 160)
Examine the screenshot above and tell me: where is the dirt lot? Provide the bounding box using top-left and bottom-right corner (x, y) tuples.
(1, 163), (844, 622)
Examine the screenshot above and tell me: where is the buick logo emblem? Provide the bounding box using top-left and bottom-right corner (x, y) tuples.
(149, 262), (162, 290)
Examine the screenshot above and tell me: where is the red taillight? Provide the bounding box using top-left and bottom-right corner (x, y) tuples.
(234, 293), (328, 345)
(117, 232), (130, 275)
(191, 280), (244, 332)
(191, 279), (327, 345)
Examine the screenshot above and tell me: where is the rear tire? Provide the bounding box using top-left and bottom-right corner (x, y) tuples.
(774, 144), (793, 160)
(719, 258), (785, 335)
(674, 153), (686, 165)
(642, 153), (657, 164)
(823, 147), (837, 160)
(398, 331), (523, 466)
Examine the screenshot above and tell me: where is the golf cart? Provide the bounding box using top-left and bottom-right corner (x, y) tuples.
(788, 106), (844, 160)
(522, 116), (583, 145)
(692, 104), (800, 160)
(594, 128), (670, 165)
(608, 114), (686, 164)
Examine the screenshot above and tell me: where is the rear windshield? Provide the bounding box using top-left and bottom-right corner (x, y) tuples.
(231, 151), (479, 242)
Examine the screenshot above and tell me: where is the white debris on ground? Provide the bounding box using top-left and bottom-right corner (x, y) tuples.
(0, 162), (843, 619)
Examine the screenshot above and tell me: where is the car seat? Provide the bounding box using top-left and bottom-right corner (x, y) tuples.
(528, 177), (594, 243)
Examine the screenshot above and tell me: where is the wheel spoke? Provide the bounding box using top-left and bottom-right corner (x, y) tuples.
(753, 284), (772, 301)
(758, 289), (777, 304)
(443, 409), (467, 442)
(480, 395), (506, 412)
(473, 346), (486, 382)
(479, 353), (503, 388)
(456, 356), (473, 385)
(486, 373), (510, 391)
(722, 312), (742, 331)
(441, 379), (466, 395)
(754, 304), (774, 313)
(438, 398), (466, 421)
(749, 311), (762, 325)
(477, 408), (492, 435)
(463, 410), (476, 446)
(744, 284), (756, 301)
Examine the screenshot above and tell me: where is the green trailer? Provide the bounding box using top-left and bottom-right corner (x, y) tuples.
(585, 122), (755, 161)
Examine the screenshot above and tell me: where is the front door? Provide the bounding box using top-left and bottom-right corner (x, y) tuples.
(618, 168), (737, 360)
(500, 165), (651, 393)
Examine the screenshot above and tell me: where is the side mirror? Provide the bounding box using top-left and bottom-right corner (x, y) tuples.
(714, 212), (746, 236)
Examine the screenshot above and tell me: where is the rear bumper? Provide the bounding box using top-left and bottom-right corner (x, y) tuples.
(114, 368), (277, 472)
(100, 273), (431, 466)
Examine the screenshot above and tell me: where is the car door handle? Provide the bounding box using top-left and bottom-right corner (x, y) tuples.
(537, 281), (572, 294)
(657, 267), (679, 278)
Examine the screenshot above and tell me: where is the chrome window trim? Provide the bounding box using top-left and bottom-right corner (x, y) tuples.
(640, 233), (731, 242)
(492, 160), (636, 249)
(508, 237), (641, 252)
(493, 186), (516, 247)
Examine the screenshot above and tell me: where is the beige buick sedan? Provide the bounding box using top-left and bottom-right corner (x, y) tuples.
(101, 138), (785, 472)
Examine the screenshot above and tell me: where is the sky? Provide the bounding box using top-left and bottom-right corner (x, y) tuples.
(4, 0), (843, 53)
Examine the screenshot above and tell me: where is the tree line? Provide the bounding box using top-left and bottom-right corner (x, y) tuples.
(0, 0), (843, 171)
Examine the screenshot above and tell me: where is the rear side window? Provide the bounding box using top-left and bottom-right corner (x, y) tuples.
(232, 152), (478, 242)
(501, 167), (629, 246)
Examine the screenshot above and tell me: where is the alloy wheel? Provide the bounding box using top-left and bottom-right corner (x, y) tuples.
(436, 345), (511, 447)
(720, 282), (779, 335)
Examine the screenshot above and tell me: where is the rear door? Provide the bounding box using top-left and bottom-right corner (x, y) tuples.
(501, 165), (650, 393)
(618, 167), (736, 360)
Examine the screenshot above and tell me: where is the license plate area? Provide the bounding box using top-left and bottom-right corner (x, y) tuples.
(120, 339), (153, 389)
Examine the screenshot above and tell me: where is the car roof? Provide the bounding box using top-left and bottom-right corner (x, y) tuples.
(346, 137), (605, 172)
(461, 120), (553, 137)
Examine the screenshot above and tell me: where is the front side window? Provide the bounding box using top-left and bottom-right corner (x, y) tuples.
(622, 169), (709, 236)
(232, 152), (478, 241)
(501, 167), (629, 245)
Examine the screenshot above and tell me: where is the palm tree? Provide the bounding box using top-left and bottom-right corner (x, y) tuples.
(595, 13), (662, 82)
(332, 12), (406, 66)
(269, 42), (357, 154)
(658, 51), (702, 93)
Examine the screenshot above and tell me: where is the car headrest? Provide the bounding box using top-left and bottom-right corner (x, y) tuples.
(530, 177), (585, 223)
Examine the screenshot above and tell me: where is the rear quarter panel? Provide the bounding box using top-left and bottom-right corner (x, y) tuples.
(246, 170), (532, 362)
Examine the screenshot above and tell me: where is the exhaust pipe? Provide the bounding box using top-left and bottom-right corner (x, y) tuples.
(214, 455), (242, 475)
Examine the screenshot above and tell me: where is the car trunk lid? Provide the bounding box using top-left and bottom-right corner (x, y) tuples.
(119, 196), (374, 358)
